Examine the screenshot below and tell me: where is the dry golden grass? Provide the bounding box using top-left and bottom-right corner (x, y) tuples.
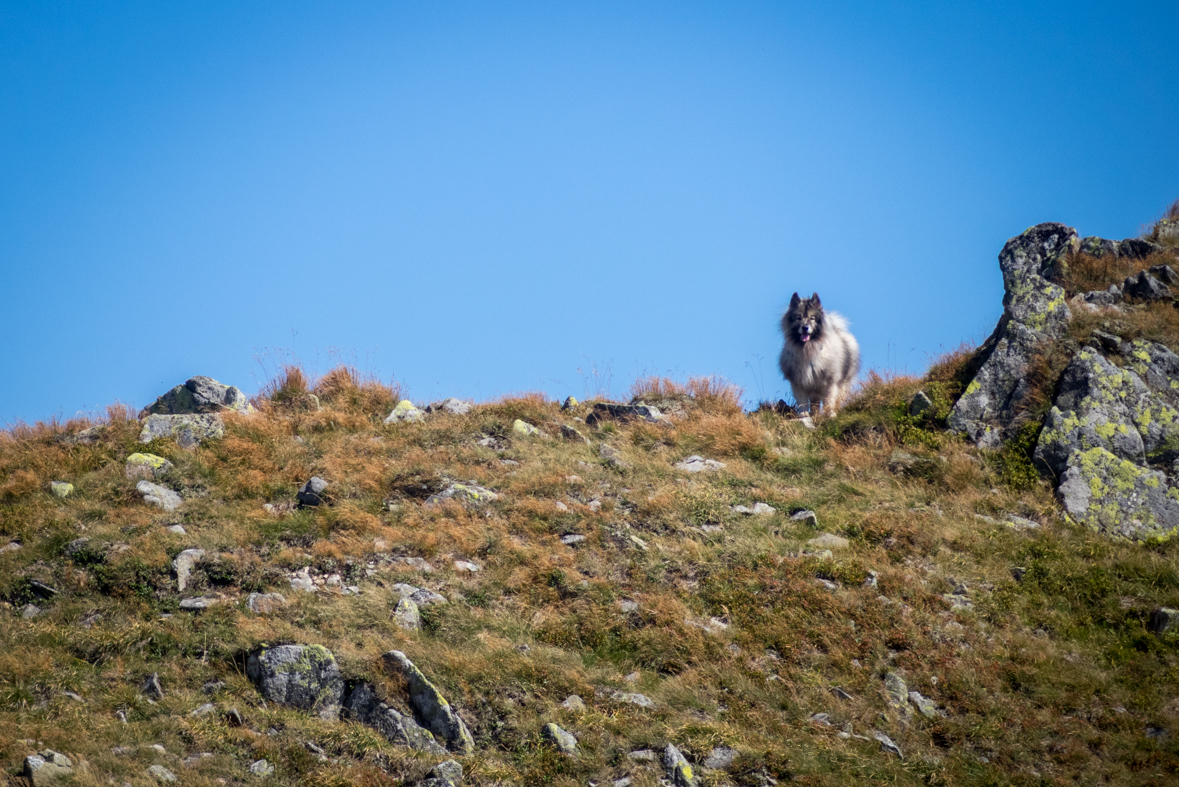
(1059, 249), (1176, 295)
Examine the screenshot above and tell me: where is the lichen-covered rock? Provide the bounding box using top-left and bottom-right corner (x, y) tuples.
(385, 400), (426, 424)
(125, 453), (174, 480)
(663, 744), (696, 787)
(137, 481), (182, 511)
(139, 414), (225, 448)
(1058, 447), (1179, 540)
(392, 598), (421, 630)
(950, 223), (1076, 447)
(543, 722), (578, 755)
(246, 644), (345, 720)
(883, 672), (911, 717)
(1120, 340), (1179, 408)
(425, 482), (498, 507)
(674, 455), (725, 473)
(48, 481), (73, 498)
(24, 750), (74, 786)
(142, 376), (252, 416)
(512, 418), (544, 437)
(342, 682), (447, 754)
(382, 650), (475, 754)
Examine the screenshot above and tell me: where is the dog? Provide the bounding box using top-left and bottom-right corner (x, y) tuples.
(778, 292), (860, 415)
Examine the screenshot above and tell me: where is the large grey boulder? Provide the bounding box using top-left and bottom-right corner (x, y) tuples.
(139, 414), (225, 448)
(24, 750), (74, 786)
(382, 650), (475, 754)
(1058, 447), (1179, 540)
(949, 223), (1076, 447)
(246, 644), (345, 720)
(342, 682), (447, 754)
(142, 376), (252, 416)
(137, 481), (182, 511)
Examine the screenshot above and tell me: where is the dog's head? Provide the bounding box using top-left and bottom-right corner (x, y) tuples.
(784, 292), (825, 346)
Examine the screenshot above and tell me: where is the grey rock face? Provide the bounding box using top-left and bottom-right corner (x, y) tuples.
(382, 650), (475, 754)
(1058, 447), (1179, 540)
(247, 592), (286, 614)
(143, 376), (251, 416)
(909, 390), (934, 417)
(297, 477), (329, 507)
(147, 764), (177, 783)
(174, 548), (205, 592)
(561, 424), (590, 443)
(139, 414), (225, 448)
(137, 481), (182, 511)
(392, 598), (421, 630)
(949, 223), (1076, 447)
(585, 402), (667, 426)
(426, 398), (473, 416)
(543, 722), (578, 755)
(703, 746), (738, 770)
(883, 672), (910, 716)
(663, 744), (697, 787)
(24, 750), (73, 786)
(1123, 270), (1173, 301)
(246, 644), (345, 720)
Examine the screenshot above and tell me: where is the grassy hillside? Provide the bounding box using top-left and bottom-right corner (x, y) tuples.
(3, 206), (1179, 786)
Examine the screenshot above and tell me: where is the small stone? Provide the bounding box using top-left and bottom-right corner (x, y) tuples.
(1005, 514), (1039, 531)
(561, 396), (579, 410)
(628, 749), (658, 761)
(173, 548), (205, 592)
(165, 525), (186, 535)
(21, 603), (42, 619)
(561, 424), (590, 443)
(290, 568), (315, 593)
(125, 453), (174, 480)
(613, 779), (633, 787)
(394, 556), (435, 573)
(49, 481), (74, 498)
(883, 672), (910, 715)
(561, 534), (585, 548)
(586, 402), (667, 426)
(619, 600), (639, 612)
(393, 598), (421, 630)
(909, 391), (934, 417)
(809, 712), (832, 726)
(147, 764), (177, 782)
(790, 510), (818, 527)
(384, 400), (426, 424)
(23, 751), (73, 787)
(663, 744), (696, 787)
(874, 731), (903, 758)
(137, 481), (182, 511)
(863, 571), (878, 588)
(454, 560), (481, 572)
(425, 398), (472, 416)
(1, 540), (22, 553)
(814, 578), (839, 591)
(430, 760), (464, 782)
(225, 708), (244, 726)
(609, 690), (654, 708)
(425, 482), (498, 507)
(247, 592), (286, 615)
(555, 501), (569, 512)
(831, 687), (854, 701)
(1011, 566), (1028, 582)
(248, 759), (274, 776)
(702, 746), (737, 770)
(599, 443), (630, 470)
(297, 477), (328, 507)
(179, 597), (218, 610)
(908, 690), (941, 719)
(513, 419), (544, 437)
(628, 534), (648, 551)
(674, 455), (725, 473)
(543, 722), (579, 755)
(190, 703), (215, 717)
(561, 695), (586, 711)
(1151, 607), (1179, 635)
(141, 673), (164, 699)
(806, 533), (849, 550)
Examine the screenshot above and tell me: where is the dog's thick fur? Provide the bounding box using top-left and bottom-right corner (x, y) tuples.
(778, 292), (860, 414)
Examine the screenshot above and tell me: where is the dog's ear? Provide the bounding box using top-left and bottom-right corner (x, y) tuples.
(789, 292), (801, 308)
(811, 292), (821, 307)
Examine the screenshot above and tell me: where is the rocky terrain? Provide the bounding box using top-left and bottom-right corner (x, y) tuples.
(3, 207), (1179, 786)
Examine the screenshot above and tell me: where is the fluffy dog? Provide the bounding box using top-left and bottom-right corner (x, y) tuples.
(778, 292), (860, 414)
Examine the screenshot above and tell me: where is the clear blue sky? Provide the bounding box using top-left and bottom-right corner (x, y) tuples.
(3, 1), (1177, 424)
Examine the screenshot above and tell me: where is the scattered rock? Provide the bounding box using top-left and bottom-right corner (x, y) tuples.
(887, 448), (942, 478)
(561, 396), (579, 410)
(561, 424), (590, 443)
(342, 682), (446, 754)
(806, 533), (849, 550)
(663, 744), (696, 787)
(599, 443), (630, 470)
(165, 525), (187, 535)
(248, 759), (274, 776)
(585, 402), (667, 426)
(137, 481), (182, 511)
(513, 419), (544, 437)
(874, 731), (903, 758)
(674, 455), (725, 473)
(247, 644), (345, 720)
(732, 502), (776, 515)
(393, 598), (421, 631)
(883, 672), (910, 716)
(142, 376), (252, 416)
(561, 695), (586, 711)
(604, 689), (655, 708)
(147, 764), (177, 783)
(173, 548), (205, 592)
(831, 687), (854, 701)
(48, 481), (73, 498)
(425, 482), (498, 507)
(453, 560), (481, 572)
(628, 749), (658, 761)
(543, 722), (578, 755)
(909, 391), (934, 417)
(790, 510), (819, 527)
(1, 540), (22, 554)
(908, 691), (941, 719)
(139, 414), (225, 448)
(141, 673), (165, 700)
(426, 398), (472, 416)
(385, 400), (426, 424)
(297, 477), (329, 507)
(226, 708), (244, 726)
(290, 568), (316, 593)
(247, 592), (286, 615)
(190, 703), (215, 717)
(393, 557), (436, 573)
(1123, 269), (1173, 301)
(179, 597), (218, 610)
(429, 760), (464, 784)
(1151, 607), (1179, 635)
(126, 453), (174, 480)
(382, 650), (475, 754)
(560, 534), (587, 546)
(23, 750), (73, 786)
(1006, 514), (1040, 531)
(394, 584), (448, 606)
(702, 746), (738, 770)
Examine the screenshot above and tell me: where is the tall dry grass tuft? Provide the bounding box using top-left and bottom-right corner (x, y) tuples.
(1144, 198), (1179, 247)
(313, 366), (401, 419)
(843, 370), (921, 414)
(1059, 250), (1176, 295)
(631, 375), (744, 416)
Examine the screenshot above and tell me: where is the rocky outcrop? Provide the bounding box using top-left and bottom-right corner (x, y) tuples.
(949, 224), (1076, 447)
(342, 682), (447, 754)
(246, 644), (345, 720)
(1058, 448), (1179, 540)
(382, 650), (475, 754)
(139, 413), (225, 448)
(142, 376), (252, 416)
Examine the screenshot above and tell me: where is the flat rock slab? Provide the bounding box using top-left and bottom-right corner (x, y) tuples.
(247, 644), (344, 720)
(139, 414), (224, 449)
(806, 533), (850, 550)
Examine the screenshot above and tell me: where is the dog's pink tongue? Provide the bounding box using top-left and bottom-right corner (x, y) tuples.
(800, 335), (810, 342)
